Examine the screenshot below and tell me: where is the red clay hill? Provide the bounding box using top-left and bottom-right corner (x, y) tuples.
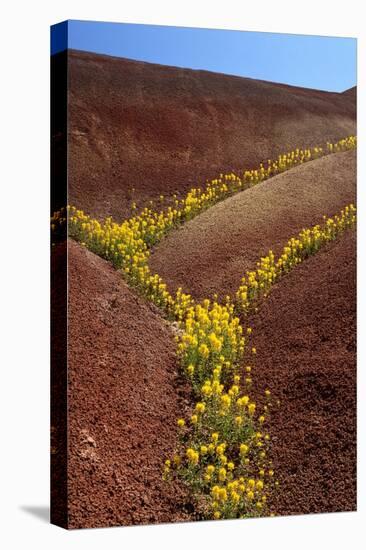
(68, 49), (356, 221)
(66, 240), (193, 528)
(249, 230), (356, 516)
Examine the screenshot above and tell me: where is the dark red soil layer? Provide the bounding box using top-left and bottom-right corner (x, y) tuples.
(51, 241), (68, 527)
(149, 150), (356, 301)
(342, 86), (357, 100)
(248, 230), (356, 515)
(67, 240), (193, 528)
(68, 50), (356, 221)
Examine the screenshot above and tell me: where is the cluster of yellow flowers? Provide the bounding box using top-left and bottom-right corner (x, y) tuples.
(160, 271), (280, 520)
(326, 136), (357, 154)
(54, 136), (357, 261)
(50, 206), (68, 239)
(51, 135), (357, 521)
(166, 202), (356, 520)
(134, 135), (356, 219)
(61, 208), (275, 519)
(240, 135), (356, 187)
(164, 380), (277, 520)
(55, 137), (357, 316)
(177, 298), (245, 392)
(61, 209), (276, 518)
(236, 204), (356, 313)
(62, 206), (190, 314)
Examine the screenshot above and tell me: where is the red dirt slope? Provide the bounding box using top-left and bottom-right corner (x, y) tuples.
(68, 49), (356, 221)
(248, 230), (356, 515)
(149, 149), (356, 301)
(67, 240), (192, 528)
(343, 86), (357, 100)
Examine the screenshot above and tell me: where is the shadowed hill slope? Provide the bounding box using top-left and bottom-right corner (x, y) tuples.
(67, 239), (192, 528)
(342, 86), (357, 100)
(67, 49), (356, 221)
(149, 149), (356, 301)
(248, 230), (356, 515)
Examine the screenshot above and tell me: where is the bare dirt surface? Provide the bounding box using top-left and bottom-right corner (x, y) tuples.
(248, 230), (356, 515)
(67, 50), (356, 221)
(149, 150), (356, 301)
(67, 240), (194, 528)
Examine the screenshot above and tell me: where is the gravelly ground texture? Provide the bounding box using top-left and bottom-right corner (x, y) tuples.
(67, 49), (355, 221)
(66, 240), (194, 528)
(247, 230), (356, 515)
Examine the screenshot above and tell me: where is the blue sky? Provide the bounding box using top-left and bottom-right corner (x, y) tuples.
(51, 20), (356, 92)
